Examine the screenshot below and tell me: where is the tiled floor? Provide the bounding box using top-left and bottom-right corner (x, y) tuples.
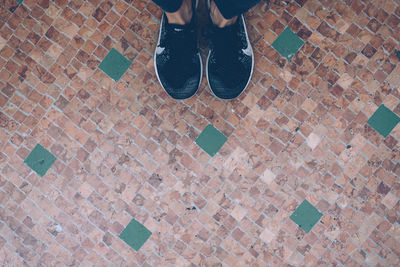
(1, 0), (400, 266)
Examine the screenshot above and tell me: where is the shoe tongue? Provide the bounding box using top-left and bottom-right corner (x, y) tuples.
(210, 22), (241, 63)
(211, 23), (238, 47)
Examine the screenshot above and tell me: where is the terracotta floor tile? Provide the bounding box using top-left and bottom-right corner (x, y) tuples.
(1, 0), (399, 265)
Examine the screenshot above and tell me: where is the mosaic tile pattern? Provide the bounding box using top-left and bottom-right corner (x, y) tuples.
(195, 124), (228, 157)
(367, 104), (400, 137)
(119, 218), (152, 251)
(0, 0), (400, 266)
(24, 144), (56, 177)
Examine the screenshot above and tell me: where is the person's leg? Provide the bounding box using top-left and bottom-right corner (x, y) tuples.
(152, 0), (260, 24)
(210, 0), (260, 27)
(153, 0), (202, 100)
(213, 0), (261, 20)
(209, 0), (237, 28)
(152, 0), (193, 25)
(151, 0), (183, 13)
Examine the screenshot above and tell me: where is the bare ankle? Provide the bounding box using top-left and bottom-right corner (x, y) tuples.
(165, 0), (193, 25)
(210, 0), (237, 28)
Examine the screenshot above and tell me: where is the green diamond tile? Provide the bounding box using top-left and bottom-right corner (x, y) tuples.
(24, 144), (56, 177)
(272, 27), (304, 62)
(119, 218), (152, 251)
(16, 0), (23, 3)
(290, 200), (322, 233)
(195, 124), (228, 157)
(98, 48), (131, 81)
(367, 104), (400, 138)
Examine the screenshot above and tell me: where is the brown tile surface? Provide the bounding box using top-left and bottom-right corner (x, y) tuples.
(0, 0), (400, 266)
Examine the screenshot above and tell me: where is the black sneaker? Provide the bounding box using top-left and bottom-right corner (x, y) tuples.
(154, 0), (202, 100)
(207, 14), (254, 100)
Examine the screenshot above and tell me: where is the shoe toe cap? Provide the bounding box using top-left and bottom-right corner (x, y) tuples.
(165, 76), (200, 99)
(208, 72), (249, 100)
(156, 56), (202, 99)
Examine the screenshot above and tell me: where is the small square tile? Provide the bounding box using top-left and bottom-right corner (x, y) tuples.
(260, 228), (275, 243)
(367, 104), (400, 137)
(272, 27), (304, 61)
(98, 48), (131, 81)
(24, 144), (56, 177)
(195, 124), (228, 157)
(290, 200), (322, 233)
(307, 133), (321, 150)
(381, 193), (397, 210)
(119, 218), (152, 251)
(260, 169), (275, 185)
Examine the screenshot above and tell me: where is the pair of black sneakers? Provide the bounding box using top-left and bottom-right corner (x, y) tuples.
(154, 0), (254, 100)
